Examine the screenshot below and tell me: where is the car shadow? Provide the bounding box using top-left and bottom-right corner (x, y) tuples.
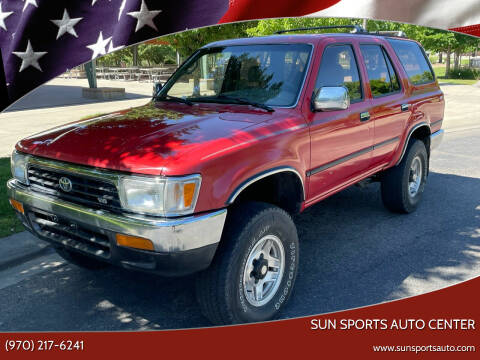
(286, 171), (480, 318)
(0, 171), (478, 331)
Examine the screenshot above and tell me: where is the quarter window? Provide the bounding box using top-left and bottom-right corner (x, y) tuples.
(388, 39), (435, 85)
(384, 48), (400, 92)
(360, 45), (400, 97)
(315, 45), (362, 102)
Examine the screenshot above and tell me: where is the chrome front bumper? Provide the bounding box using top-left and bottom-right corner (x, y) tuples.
(7, 179), (227, 275)
(430, 129), (444, 151)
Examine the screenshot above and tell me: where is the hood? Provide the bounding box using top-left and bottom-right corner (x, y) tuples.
(16, 101), (274, 175)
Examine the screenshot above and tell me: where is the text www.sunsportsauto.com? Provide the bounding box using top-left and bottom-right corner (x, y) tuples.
(372, 345), (476, 354)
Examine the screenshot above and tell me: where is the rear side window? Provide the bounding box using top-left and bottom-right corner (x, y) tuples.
(388, 39), (435, 85)
(360, 45), (401, 97)
(315, 44), (363, 102)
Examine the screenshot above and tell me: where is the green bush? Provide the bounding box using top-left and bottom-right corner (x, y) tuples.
(138, 44), (177, 66)
(0, 158), (24, 238)
(448, 67), (480, 80)
(163, 58), (177, 65)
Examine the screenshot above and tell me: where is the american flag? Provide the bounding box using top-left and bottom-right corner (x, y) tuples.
(0, 0), (478, 112)
(0, 0), (231, 110)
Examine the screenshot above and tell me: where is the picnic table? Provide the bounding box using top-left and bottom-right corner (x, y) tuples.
(96, 66), (177, 82)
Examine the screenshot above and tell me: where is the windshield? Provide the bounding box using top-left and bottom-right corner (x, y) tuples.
(160, 44), (312, 107)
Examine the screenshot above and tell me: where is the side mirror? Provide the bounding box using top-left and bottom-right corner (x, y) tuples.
(312, 86), (350, 111)
(152, 82), (163, 97)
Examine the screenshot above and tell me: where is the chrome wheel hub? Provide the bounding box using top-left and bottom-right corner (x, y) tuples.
(242, 234), (285, 307)
(408, 156), (423, 197)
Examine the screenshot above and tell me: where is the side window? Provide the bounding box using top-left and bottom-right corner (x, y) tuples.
(316, 45), (362, 102)
(360, 44), (400, 97)
(388, 39), (435, 85)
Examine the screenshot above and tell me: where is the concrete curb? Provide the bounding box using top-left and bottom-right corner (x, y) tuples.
(0, 246), (53, 272)
(0, 232), (52, 271)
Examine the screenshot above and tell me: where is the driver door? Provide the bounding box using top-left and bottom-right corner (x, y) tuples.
(307, 43), (374, 204)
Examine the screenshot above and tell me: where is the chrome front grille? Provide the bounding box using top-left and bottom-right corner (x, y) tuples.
(29, 209), (111, 258)
(27, 164), (122, 213)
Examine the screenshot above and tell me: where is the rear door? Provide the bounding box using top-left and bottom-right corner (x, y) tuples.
(359, 43), (410, 167)
(306, 43), (374, 203)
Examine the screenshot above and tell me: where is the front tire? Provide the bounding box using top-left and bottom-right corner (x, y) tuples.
(381, 139), (428, 213)
(196, 202), (299, 325)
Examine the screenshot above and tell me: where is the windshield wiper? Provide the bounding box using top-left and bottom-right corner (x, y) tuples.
(215, 94), (274, 112)
(154, 94), (193, 106)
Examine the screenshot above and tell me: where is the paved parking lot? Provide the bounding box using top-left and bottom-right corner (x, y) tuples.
(0, 83), (478, 330)
(0, 77), (151, 157)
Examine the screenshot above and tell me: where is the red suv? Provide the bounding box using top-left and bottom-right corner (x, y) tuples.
(8, 26), (444, 325)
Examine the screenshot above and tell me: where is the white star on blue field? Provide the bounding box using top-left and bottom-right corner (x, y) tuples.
(0, 0), (229, 110)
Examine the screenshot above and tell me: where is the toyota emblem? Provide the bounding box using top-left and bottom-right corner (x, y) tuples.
(59, 177), (73, 192)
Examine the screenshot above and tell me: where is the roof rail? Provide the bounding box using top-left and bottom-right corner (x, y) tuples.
(274, 25), (367, 35)
(369, 30), (408, 38)
(273, 26), (408, 39)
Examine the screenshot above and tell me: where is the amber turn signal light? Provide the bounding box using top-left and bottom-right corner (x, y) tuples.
(183, 182), (196, 208)
(116, 233), (154, 251)
(9, 199), (24, 214)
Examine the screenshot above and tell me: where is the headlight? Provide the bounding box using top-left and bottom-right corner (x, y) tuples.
(119, 175), (201, 217)
(11, 151), (29, 185)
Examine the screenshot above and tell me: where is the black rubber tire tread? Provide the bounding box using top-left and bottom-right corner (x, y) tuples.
(54, 247), (109, 270)
(381, 139), (428, 214)
(196, 201), (299, 325)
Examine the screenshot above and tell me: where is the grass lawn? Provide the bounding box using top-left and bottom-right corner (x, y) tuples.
(79, 112), (106, 120)
(432, 64), (478, 85)
(437, 78), (478, 85)
(0, 158), (24, 238)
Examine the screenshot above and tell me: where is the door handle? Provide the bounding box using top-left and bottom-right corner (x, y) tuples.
(360, 111), (370, 122)
(401, 103), (410, 112)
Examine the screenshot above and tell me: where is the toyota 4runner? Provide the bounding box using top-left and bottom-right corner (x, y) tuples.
(7, 26), (444, 325)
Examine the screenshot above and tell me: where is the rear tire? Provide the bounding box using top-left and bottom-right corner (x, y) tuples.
(54, 247), (109, 270)
(381, 139), (428, 213)
(196, 202), (299, 325)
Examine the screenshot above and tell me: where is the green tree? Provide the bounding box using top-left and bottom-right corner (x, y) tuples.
(98, 17), (479, 79)
(164, 22), (255, 58)
(97, 48), (132, 67)
(138, 44), (177, 66)
(245, 17), (363, 36)
(419, 30), (477, 76)
(367, 20), (479, 76)
(451, 33), (479, 71)
(248, 18), (479, 78)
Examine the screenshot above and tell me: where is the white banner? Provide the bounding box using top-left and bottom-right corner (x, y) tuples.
(311, 0), (480, 29)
